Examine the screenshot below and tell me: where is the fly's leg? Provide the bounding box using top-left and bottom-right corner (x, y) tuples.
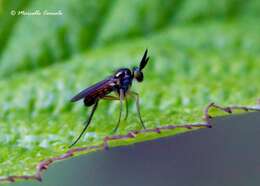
(129, 91), (146, 129)
(69, 100), (99, 148)
(102, 95), (119, 101)
(112, 89), (124, 133)
(124, 97), (129, 121)
(103, 95), (128, 121)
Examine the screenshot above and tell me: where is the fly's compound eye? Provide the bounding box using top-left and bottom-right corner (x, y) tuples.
(133, 68), (143, 82)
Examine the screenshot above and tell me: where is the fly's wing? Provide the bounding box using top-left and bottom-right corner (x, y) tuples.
(70, 76), (115, 102)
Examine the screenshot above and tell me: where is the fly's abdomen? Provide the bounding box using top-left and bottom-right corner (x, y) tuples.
(84, 84), (114, 106)
(84, 97), (96, 106)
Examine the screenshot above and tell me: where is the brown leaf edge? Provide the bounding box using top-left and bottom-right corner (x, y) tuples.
(0, 101), (260, 183)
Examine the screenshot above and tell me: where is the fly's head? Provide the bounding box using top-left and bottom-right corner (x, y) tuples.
(132, 67), (143, 82)
(132, 49), (149, 83)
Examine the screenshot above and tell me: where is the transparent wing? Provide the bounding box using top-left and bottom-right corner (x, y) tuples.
(70, 76), (114, 102)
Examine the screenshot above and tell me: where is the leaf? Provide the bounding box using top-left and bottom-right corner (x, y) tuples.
(0, 0), (260, 181)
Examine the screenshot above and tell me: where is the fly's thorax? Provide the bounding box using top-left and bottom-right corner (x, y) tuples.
(114, 68), (133, 92)
(114, 68), (132, 78)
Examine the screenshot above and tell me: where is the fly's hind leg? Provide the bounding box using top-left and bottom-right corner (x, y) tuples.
(69, 99), (99, 148)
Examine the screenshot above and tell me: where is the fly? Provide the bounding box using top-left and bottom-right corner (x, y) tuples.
(69, 49), (149, 147)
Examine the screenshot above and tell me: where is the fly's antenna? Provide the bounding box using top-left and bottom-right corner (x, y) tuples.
(139, 49), (149, 71)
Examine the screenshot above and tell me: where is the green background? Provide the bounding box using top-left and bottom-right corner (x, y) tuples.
(0, 0), (259, 178)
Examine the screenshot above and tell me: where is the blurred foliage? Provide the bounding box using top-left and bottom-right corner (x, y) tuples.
(0, 0), (260, 178)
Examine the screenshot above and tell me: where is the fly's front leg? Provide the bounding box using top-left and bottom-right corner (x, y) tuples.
(129, 91), (146, 129)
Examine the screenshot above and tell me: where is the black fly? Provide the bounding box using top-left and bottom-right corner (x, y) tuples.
(69, 49), (149, 147)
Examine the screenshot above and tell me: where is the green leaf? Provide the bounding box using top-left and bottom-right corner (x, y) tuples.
(0, 0), (260, 180)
